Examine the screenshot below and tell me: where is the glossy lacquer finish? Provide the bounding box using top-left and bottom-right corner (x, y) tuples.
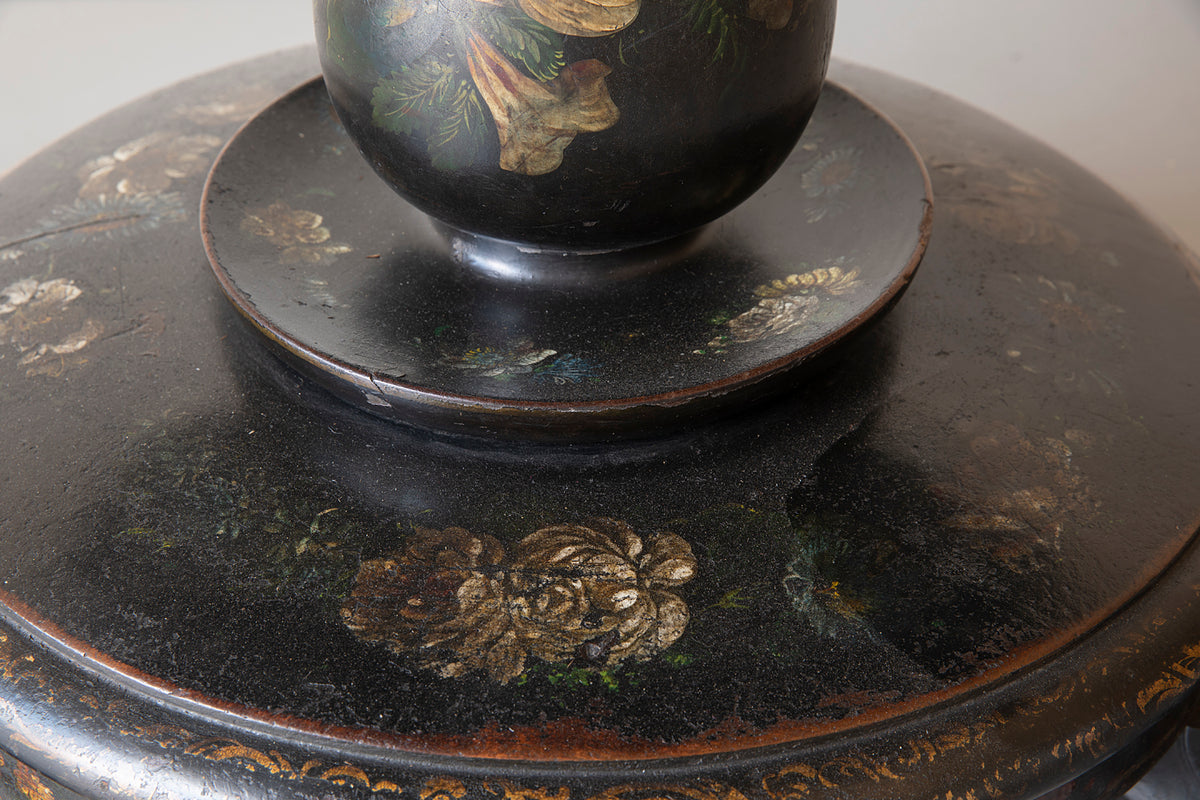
(0, 49), (1199, 800)
(201, 77), (929, 438)
(314, 0), (835, 249)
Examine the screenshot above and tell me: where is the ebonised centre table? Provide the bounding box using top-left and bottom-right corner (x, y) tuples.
(0, 47), (1198, 800)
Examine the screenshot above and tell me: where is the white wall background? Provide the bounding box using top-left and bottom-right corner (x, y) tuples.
(2, 0), (1198, 252)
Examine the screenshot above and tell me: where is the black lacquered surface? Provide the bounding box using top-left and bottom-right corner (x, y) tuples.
(315, 0), (834, 249)
(0, 50), (1197, 800)
(202, 77), (929, 437)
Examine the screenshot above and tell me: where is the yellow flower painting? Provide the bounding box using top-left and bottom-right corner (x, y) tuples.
(465, 32), (618, 175)
(357, 0), (630, 175)
(341, 519), (697, 683)
(0, 277), (103, 378)
(709, 264), (862, 348)
(326, 0), (794, 175)
(240, 201), (352, 264)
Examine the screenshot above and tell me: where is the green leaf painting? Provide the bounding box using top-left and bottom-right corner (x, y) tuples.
(478, 8), (566, 82)
(684, 0), (742, 65)
(332, 0), (628, 176)
(372, 56), (489, 170)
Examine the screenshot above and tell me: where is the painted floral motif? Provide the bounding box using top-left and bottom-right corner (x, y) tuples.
(935, 424), (1099, 554)
(777, 420), (1085, 687)
(358, 0), (624, 175)
(341, 519), (697, 683)
(708, 263), (861, 348)
(932, 161), (1080, 252)
(442, 346), (599, 384)
(0, 193), (186, 256)
(444, 343), (556, 378)
(0, 277), (102, 378)
(173, 88), (278, 127)
(1004, 275), (1128, 398)
(1036, 279), (1106, 333)
(782, 539), (872, 636)
(520, 0), (641, 36)
(800, 146), (861, 222)
(240, 201), (352, 264)
(339, 0), (797, 174)
(77, 132), (222, 199)
(721, 294), (818, 345)
(0, 278), (79, 316)
(753, 264), (862, 299)
(465, 31), (619, 175)
(534, 353), (598, 384)
(0, 133), (197, 259)
(682, 0), (802, 64)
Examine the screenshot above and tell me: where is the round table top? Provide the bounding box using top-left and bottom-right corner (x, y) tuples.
(0, 48), (1198, 800)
